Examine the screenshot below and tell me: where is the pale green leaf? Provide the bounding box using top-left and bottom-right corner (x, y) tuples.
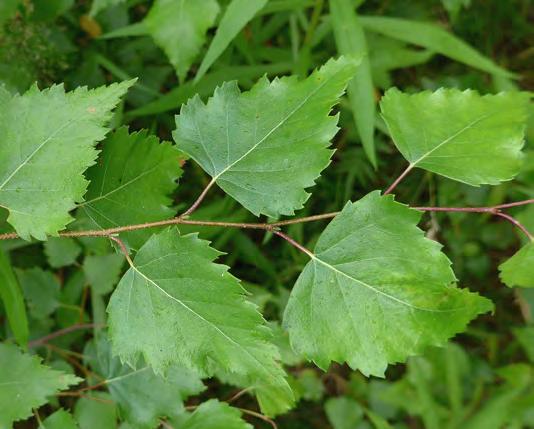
(325, 397), (364, 429)
(16, 267), (60, 320)
(499, 242), (534, 288)
(0, 248), (28, 346)
(175, 400), (252, 429)
(107, 228), (293, 416)
(380, 88), (529, 186)
(173, 56), (358, 217)
(89, 0), (126, 16)
(78, 127), (183, 251)
(195, 0), (268, 82)
(40, 409), (78, 429)
(359, 16), (514, 78)
(284, 191), (493, 376)
(0, 80), (134, 240)
(144, 0), (220, 81)
(0, 343), (81, 427)
(74, 392), (117, 429)
(86, 335), (204, 429)
(83, 253), (124, 295)
(330, 0), (376, 166)
(44, 237), (82, 268)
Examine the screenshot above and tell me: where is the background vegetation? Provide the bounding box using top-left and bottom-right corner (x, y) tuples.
(0, 0), (533, 428)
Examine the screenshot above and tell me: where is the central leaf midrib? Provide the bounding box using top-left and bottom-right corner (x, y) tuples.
(312, 255), (465, 313)
(130, 263), (283, 384)
(410, 112), (495, 167)
(0, 120), (74, 192)
(212, 67), (344, 181)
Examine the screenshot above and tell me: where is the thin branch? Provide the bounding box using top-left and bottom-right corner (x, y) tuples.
(109, 235), (134, 266)
(181, 178), (217, 217)
(1, 200), (532, 241)
(273, 230), (315, 258)
(493, 212), (533, 241)
(184, 405), (277, 429)
(270, 212), (338, 226)
(28, 323), (102, 348)
(415, 205), (533, 241)
(383, 163), (414, 195)
(492, 199), (534, 209)
(238, 407), (278, 429)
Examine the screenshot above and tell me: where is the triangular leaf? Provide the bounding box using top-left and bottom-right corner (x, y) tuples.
(78, 127), (183, 250)
(499, 242), (534, 288)
(0, 343), (81, 427)
(144, 0), (220, 81)
(284, 191), (493, 376)
(173, 56), (358, 217)
(380, 88), (529, 186)
(0, 80), (134, 240)
(107, 228), (294, 416)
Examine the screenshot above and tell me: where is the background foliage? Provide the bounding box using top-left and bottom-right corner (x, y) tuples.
(0, 0), (533, 428)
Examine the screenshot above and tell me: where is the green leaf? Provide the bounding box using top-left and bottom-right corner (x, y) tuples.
(195, 0), (268, 82)
(0, 80), (134, 240)
(83, 253), (124, 295)
(44, 237), (82, 268)
(0, 343), (81, 427)
(175, 400), (252, 429)
(284, 191), (493, 376)
(74, 392), (117, 429)
(17, 267), (60, 320)
(513, 327), (534, 363)
(144, 0), (220, 81)
(40, 409), (78, 429)
(90, 0), (126, 16)
(359, 16), (514, 78)
(107, 228), (294, 416)
(325, 397), (364, 429)
(173, 56), (358, 217)
(86, 334), (205, 429)
(330, 0), (376, 166)
(0, 0), (20, 26)
(0, 248), (28, 346)
(367, 34), (433, 89)
(78, 127), (183, 251)
(380, 88), (529, 186)
(32, 0), (74, 22)
(499, 242), (534, 288)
